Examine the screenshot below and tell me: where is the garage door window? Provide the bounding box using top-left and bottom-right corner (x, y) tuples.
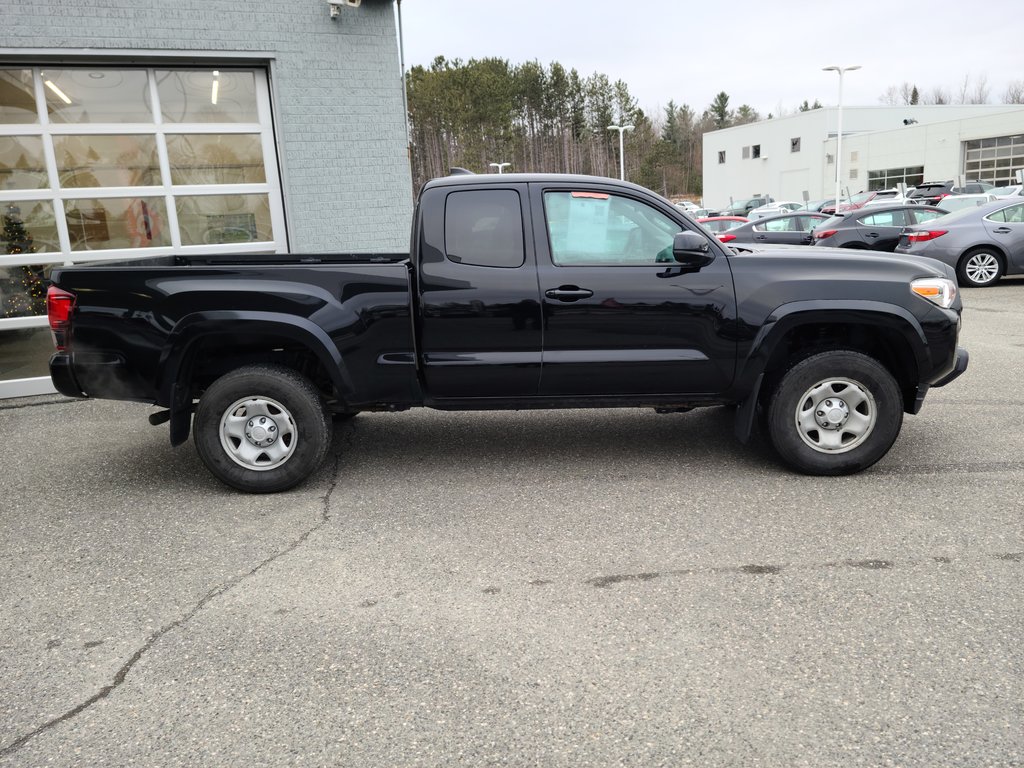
(0, 65), (285, 396)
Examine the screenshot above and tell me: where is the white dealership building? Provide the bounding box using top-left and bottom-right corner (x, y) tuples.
(702, 105), (1024, 209)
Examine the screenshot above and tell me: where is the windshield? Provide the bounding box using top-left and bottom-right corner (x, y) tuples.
(848, 192), (872, 204)
(991, 186), (1022, 197)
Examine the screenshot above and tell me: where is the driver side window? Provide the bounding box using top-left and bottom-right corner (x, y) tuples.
(543, 191), (681, 265)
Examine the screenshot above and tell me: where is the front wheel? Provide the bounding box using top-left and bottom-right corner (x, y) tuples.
(766, 351), (903, 476)
(957, 248), (1004, 287)
(194, 365), (332, 493)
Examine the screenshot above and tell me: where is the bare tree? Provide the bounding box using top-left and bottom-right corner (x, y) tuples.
(968, 73), (990, 104)
(879, 85), (899, 105)
(1004, 79), (1024, 104)
(923, 86), (950, 105)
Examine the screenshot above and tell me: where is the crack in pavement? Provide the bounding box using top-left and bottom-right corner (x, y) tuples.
(0, 449), (343, 759)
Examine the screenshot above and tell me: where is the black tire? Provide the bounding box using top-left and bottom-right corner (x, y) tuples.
(766, 351), (902, 476)
(193, 364), (332, 493)
(957, 248), (1004, 287)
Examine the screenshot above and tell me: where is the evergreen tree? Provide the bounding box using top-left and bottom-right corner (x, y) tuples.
(2, 203), (46, 317)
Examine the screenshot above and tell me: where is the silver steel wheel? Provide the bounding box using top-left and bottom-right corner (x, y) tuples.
(219, 395), (297, 471)
(794, 378), (876, 454)
(964, 252), (1000, 285)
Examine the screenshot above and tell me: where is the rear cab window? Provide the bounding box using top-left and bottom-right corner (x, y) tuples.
(443, 190), (525, 267)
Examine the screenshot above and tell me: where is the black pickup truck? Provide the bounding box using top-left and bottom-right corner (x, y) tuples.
(47, 173), (968, 492)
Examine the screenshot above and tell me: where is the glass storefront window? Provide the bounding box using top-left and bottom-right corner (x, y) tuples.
(0, 263), (53, 319)
(166, 134), (266, 185)
(54, 134), (161, 187)
(0, 69), (38, 124)
(176, 194), (272, 245)
(42, 69), (152, 123)
(1, 66), (282, 395)
(0, 326), (54, 379)
(65, 196), (170, 250)
(157, 70), (258, 123)
(0, 136), (48, 189)
(1, 200), (59, 256)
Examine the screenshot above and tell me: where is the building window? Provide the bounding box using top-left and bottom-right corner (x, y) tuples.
(850, 151), (859, 163)
(718, 151), (726, 164)
(752, 144), (761, 159)
(849, 169), (858, 180)
(791, 137), (801, 153)
(826, 154), (834, 165)
(0, 65), (285, 392)
(867, 166), (925, 191)
(742, 146), (750, 159)
(964, 135), (1024, 186)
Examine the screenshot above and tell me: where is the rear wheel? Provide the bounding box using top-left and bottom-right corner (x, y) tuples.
(957, 248), (1004, 287)
(194, 364), (331, 493)
(766, 351), (902, 476)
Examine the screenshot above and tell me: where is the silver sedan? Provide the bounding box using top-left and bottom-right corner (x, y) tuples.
(895, 199), (1024, 287)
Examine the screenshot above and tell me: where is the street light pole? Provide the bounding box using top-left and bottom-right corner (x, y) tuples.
(607, 124), (634, 181)
(823, 65), (860, 209)
(489, 162), (511, 174)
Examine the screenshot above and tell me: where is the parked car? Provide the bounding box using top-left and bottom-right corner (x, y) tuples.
(895, 198), (1024, 287)
(797, 199), (835, 213)
(833, 189), (905, 214)
(697, 216), (748, 233)
(709, 196), (774, 217)
(674, 201), (702, 215)
(812, 205), (946, 251)
(907, 180), (995, 206)
(746, 201), (804, 220)
(988, 185), (1023, 199)
(936, 194), (997, 213)
(717, 212), (829, 245)
(861, 189), (907, 208)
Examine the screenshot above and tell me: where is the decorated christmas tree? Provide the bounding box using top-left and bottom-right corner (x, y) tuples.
(2, 203), (47, 317)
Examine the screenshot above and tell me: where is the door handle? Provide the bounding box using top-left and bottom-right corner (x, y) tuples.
(994, 227), (1012, 234)
(545, 286), (594, 302)
(866, 232), (879, 238)
(755, 234), (767, 240)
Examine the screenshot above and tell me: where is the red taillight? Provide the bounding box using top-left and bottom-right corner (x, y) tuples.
(936, 193), (951, 199)
(815, 229), (838, 239)
(47, 286), (75, 351)
(718, 233), (737, 242)
(905, 230), (948, 243)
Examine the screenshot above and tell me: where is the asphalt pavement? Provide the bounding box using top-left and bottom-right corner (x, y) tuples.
(1, 281), (1021, 767)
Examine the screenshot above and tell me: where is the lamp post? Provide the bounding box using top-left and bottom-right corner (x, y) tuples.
(822, 65), (860, 209)
(607, 124), (634, 180)
(489, 162), (511, 174)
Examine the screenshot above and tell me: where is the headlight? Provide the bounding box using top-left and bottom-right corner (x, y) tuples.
(910, 277), (958, 309)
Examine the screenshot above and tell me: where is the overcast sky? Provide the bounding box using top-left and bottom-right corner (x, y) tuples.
(398, 1), (1023, 119)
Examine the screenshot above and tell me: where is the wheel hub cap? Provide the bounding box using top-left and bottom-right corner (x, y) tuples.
(795, 378), (877, 454)
(815, 398), (850, 430)
(245, 416), (278, 447)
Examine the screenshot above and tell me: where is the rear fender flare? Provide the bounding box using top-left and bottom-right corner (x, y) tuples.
(157, 311), (354, 428)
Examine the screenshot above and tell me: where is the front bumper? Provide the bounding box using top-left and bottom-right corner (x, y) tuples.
(932, 346), (969, 388)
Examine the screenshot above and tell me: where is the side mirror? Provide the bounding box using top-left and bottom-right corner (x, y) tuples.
(672, 231), (715, 268)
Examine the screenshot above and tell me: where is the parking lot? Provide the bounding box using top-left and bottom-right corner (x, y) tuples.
(1, 281), (1022, 766)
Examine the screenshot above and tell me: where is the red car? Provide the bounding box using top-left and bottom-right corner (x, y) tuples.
(697, 216), (748, 237)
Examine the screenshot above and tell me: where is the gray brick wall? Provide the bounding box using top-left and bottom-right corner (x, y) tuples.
(0, 0), (414, 253)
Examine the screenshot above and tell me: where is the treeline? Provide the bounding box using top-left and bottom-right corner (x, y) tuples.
(406, 58), (1024, 199)
(406, 57), (748, 199)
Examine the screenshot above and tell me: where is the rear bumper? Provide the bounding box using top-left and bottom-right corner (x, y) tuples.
(49, 353), (86, 398)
